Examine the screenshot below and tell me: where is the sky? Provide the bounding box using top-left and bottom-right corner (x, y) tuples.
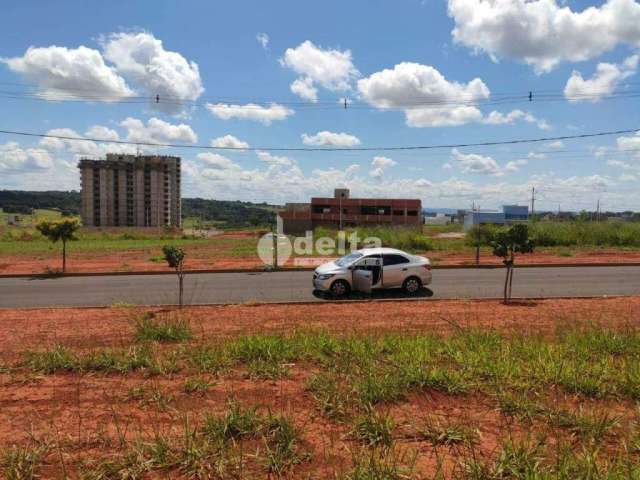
(0, 0), (639, 211)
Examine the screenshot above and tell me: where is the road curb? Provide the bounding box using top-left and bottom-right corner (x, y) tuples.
(0, 294), (629, 311)
(2, 262), (640, 279)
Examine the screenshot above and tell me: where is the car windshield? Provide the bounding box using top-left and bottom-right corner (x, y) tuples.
(335, 252), (363, 266)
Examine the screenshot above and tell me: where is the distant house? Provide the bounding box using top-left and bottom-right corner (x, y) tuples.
(463, 205), (529, 231)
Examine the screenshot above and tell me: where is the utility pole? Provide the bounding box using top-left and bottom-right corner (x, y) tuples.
(596, 198), (601, 222)
(339, 192), (343, 231)
(530, 187), (536, 219)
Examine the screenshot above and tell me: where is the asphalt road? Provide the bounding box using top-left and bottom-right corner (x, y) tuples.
(1, 266), (639, 308)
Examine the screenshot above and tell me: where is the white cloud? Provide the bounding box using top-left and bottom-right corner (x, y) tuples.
(527, 152), (547, 160)
(290, 77), (318, 102)
(197, 152), (238, 170)
(39, 128), (113, 157)
(448, 0), (640, 73)
(608, 159), (640, 173)
(505, 159), (528, 171)
(2, 32), (203, 114)
(256, 33), (269, 50)
(256, 150), (293, 166)
(414, 178), (433, 188)
(616, 131), (640, 157)
(547, 140), (565, 149)
(451, 148), (503, 176)
(619, 173), (638, 181)
(483, 109), (551, 130)
(2, 45), (133, 99)
(184, 157), (637, 211)
(301, 131), (361, 147)
(206, 103), (294, 125)
(442, 162), (453, 170)
(0, 142), (53, 171)
(280, 40), (359, 100)
(370, 167), (384, 178)
(85, 125), (120, 142)
(371, 156), (397, 169)
(369, 156), (397, 178)
(102, 31), (203, 113)
(211, 134), (249, 149)
(357, 62), (489, 127)
(120, 117), (197, 144)
(564, 54), (639, 101)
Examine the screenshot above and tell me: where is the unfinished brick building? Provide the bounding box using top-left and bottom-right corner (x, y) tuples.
(79, 154), (181, 228)
(278, 188), (423, 235)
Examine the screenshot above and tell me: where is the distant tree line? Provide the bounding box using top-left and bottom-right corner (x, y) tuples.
(182, 197), (276, 228)
(0, 190), (80, 216)
(0, 190), (277, 228)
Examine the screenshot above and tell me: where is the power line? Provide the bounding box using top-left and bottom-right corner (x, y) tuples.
(0, 81), (639, 110)
(0, 127), (638, 152)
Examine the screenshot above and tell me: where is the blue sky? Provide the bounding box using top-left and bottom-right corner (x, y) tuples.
(1, 0), (639, 211)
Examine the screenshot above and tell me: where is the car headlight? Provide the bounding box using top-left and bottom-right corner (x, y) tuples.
(316, 273), (335, 280)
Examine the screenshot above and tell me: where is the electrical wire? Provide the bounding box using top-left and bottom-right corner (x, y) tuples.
(0, 81), (639, 110)
(0, 127), (638, 152)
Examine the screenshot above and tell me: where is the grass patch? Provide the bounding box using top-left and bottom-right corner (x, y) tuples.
(183, 376), (214, 394)
(545, 406), (620, 440)
(134, 312), (192, 343)
(352, 411), (395, 449)
(314, 225), (433, 253)
(465, 220), (640, 249)
(202, 401), (262, 443)
(0, 443), (48, 480)
(414, 417), (479, 446)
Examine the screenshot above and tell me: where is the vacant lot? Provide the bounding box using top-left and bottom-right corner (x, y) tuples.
(2, 223), (640, 275)
(1, 298), (639, 478)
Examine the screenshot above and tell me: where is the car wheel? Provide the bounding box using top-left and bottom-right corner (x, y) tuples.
(329, 279), (350, 297)
(403, 276), (422, 295)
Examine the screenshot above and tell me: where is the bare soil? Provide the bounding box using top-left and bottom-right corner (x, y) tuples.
(2, 297), (639, 358)
(1, 297), (639, 478)
(2, 247), (640, 276)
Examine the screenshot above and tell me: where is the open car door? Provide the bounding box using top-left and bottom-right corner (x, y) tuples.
(352, 257), (383, 294)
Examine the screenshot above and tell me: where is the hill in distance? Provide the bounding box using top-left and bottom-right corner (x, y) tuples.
(0, 190), (279, 228)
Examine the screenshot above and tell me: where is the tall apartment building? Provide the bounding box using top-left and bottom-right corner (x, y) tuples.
(79, 154), (181, 228)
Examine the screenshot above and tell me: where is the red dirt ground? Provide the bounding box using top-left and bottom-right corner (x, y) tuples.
(1, 297), (639, 358)
(1, 298), (639, 478)
(2, 248), (640, 275)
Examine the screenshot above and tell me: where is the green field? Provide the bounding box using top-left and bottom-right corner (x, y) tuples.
(0, 208), (71, 227)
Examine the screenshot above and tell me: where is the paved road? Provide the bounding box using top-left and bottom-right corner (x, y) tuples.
(1, 266), (639, 308)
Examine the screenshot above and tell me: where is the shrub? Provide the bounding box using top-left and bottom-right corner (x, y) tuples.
(315, 226), (432, 253)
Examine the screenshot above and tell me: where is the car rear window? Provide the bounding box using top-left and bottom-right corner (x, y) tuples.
(383, 254), (410, 265)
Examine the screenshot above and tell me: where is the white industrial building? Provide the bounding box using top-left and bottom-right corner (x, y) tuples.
(463, 205), (529, 231)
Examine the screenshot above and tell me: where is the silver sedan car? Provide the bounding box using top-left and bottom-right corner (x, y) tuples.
(313, 247), (432, 297)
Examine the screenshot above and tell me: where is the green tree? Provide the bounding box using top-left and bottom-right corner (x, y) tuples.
(36, 219), (80, 273)
(491, 224), (534, 303)
(162, 245), (186, 307)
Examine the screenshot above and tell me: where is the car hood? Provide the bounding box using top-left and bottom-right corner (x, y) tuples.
(315, 260), (346, 275)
